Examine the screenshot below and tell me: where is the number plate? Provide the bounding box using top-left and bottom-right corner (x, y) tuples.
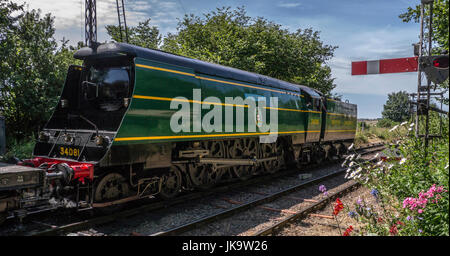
(59, 146), (80, 158)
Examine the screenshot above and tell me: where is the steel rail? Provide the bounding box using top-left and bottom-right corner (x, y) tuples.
(253, 182), (360, 236)
(24, 143), (384, 236)
(150, 146), (383, 236)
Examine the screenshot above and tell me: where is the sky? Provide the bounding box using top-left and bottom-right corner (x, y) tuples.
(12, 0), (447, 118)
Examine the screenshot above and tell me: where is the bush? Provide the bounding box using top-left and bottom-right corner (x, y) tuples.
(342, 118), (449, 236)
(377, 118), (396, 128)
(0, 137), (35, 162)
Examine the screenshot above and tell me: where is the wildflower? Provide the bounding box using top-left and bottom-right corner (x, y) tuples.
(408, 127), (413, 131)
(376, 160), (383, 166)
(399, 158), (407, 165)
(356, 198), (362, 205)
(396, 221), (405, 226)
(319, 185), (328, 196)
(389, 224), (398, 235)
(377, 217), (383, 223)
(348, 143), (354, 150)
(370, 189), (379, 199)
(419, 229), (423, 233)
(349, 161), (355, 167)
(418, 209), (423, 214)
(445, 163), (449, 169)
(372, 153), (380, 160)
(333, 198), (344, 216)
(406, 216), (412, 221)
(348, 171), (356, 179)
(388, 164), (394, 170)
(409, 123), (415, 127)
(343, 226), (353, 236)
(348, 211), (358, 218)
(389, 125), (399, 132)
(400, 121), (408, 126)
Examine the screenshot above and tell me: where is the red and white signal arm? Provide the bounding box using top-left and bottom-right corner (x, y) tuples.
(352, 57), (418, 75)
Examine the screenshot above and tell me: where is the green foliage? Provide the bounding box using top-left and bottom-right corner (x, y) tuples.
(343, 115), (449, 236)
(161, 7), (337, 95)
(382, 91), (411, 122)
(1, 136), (35, 161)
(0, 0), (82, 140)
(399, 0), (449, 53)
(376, 118), (396, 128)
(106, 18), (161, 49)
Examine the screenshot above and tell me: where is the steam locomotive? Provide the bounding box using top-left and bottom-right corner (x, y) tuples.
(0, 42), (356, 223)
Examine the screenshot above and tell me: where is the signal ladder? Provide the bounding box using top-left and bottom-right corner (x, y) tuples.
(116, 0), (129, 43)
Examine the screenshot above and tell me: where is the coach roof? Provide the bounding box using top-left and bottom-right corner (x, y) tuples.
(74, 42), (323, 96)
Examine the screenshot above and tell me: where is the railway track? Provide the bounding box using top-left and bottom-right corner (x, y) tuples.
(8, 143), (384, 236)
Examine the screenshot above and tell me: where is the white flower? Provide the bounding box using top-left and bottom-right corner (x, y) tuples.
(349, 154), (355, 161)
(354, 167), (362, 174)
(356, 154), (361, 160)
(399, 158), (407, 165)
(348, 143), (354, 150)
(355, 174), (362, 179)
(408, 128), (413, 131)
(388, 164), (394, 170)
(400, 121), (408, 126)
(349, 161), (355, 167)
(376, 160), (383, 166)
(346, 168), (352, 173)
(341, 161), (347, 167)
(348, 171), (356, 179)
(389, 125), (399, 132)
(410, 123), (415, 127)
(445, 163), (449, 169)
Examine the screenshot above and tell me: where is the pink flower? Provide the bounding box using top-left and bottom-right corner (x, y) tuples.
(418, 209), (423, 214)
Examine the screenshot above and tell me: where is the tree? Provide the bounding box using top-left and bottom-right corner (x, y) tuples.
(106, 18), (161, 49)
(382, 91), (411, 122)
(399, 0), (449, 54)
(162, 7), (337, 95)
(0, 0), (80, 140)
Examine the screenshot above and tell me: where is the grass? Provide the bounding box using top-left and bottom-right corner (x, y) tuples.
(355, 120), (407, 146)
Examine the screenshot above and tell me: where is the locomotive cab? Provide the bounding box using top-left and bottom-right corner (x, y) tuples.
(33, 55), (134, 163)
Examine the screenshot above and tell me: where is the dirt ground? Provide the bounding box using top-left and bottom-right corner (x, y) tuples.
(278, 186), (386, 236)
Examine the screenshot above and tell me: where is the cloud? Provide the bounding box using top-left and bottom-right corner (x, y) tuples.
(277, 2), (302, 8)
(11, 0), (182, 44)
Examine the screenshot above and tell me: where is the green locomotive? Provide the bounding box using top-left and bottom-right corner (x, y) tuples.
(0, 42), (356, 220)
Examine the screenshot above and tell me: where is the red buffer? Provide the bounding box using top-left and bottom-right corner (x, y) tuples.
(352, 57), (418, 75)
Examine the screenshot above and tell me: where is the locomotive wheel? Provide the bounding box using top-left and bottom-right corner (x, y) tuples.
(276, 139), (286, 170)
(159, 165), (182, 199)
(201, 140), (227, 183)
(188, 164), (219, 190)
(313, 146), (326, 164)
(326, 144), (338, 160)
(94, 173), (129, 203)
(261, 143), (278, 173)
(338, 143), (347, 156)
(0, 213), (6, 226)
(229, 139), (256, 180)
